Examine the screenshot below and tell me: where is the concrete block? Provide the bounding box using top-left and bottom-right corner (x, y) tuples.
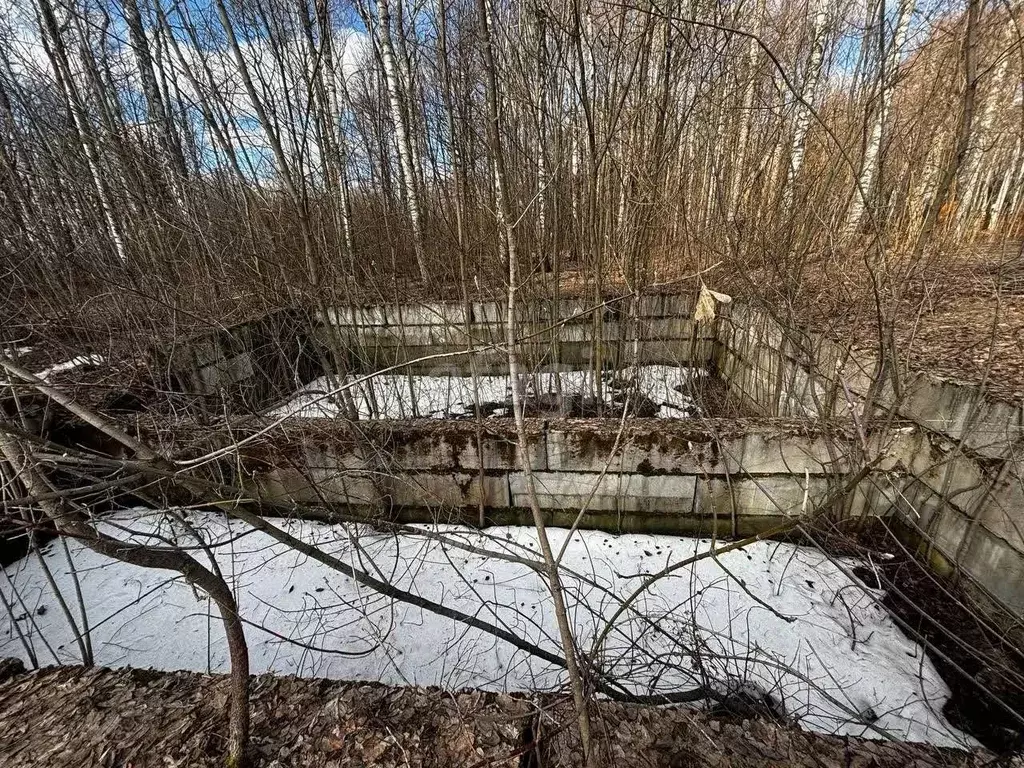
(553, 323), (592, 344)
(558, 298), (591, 320)
(471, 301), (505, 325)
(718, 348), (743, 382)
(660, 294), (693, 317)
(914, 444), (991, 517)
(724, 430), (845, 475)
(959, 524), (1024, 616)
(961, 398), (1024, 458)
(323, 304), (389, 326)
(898, 375), (977, 439)
(637, 295), (665, 317)
(545, 427), (723, 475)
(513, 471), (696, 514)
(303, 443), (369, 472)
(696, 475), (833, 520)
(250, 467), (381, 506)
(846, 472), (901, 519)
(387, 472), (488, 508)
(727, 303), (750, 327)
(891, 375), (1023, 458)
(640, 475), (698, 514)
(925, 502), (971, 559)
(400, 303), (469, 326)
(978, 467), (1024, 550)
(833, 351), (876, 402)
(187, 338), (224, 367)
(870, 428), (920, 473)
(380, 427), (537, 473)
(643, 338), (716, 365)
(423, 324), (471, 347)
(244, 468), (309, 503)
(644, 317), (695, 340)
(891, 475), (941, 532)
(199, 352), (254, 392)
(308, 467), (382, 505)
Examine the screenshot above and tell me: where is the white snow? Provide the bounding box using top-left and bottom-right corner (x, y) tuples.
(0, 510), (972, 748)
(272, 365), (703, 420)
(33, 355), (104, 381)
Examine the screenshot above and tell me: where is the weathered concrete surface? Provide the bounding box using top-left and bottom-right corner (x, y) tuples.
(717, 301), (1024, 615)
(235, 418), (907, 538)
(151, 308), (323, 408)
(317, 296), (718, 372)
(717, 303), (1024, 457)
(153, 298), (1024, 618)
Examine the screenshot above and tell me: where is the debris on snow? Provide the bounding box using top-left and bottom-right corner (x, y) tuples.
(0, 510), (974, 748)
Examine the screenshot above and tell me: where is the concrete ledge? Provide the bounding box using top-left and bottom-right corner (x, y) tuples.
(233, 417), (899, 537)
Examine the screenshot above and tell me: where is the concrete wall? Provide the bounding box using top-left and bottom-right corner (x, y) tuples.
(151, 308), (323, 410)
(717, 301), (1024, 615)
(237, 418), (916, 538)
(157, 296), (715, 401)
(153, 298), (1024, 616)
(316, 295), (716, 373)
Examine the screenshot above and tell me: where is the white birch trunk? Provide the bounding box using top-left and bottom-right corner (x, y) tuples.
(729, 0), (766, 219)
(324, 32), (357, 266)
(375, 0), (429, 282)
(123, 0), (186, 209)
(845, 0), (914, 235)
(989, 138), (1021, 231)
(38, 0), (127, 262)
(535, 9), (548, 263)
(783, 0), (829, 209)
(955, 16), (1013, 234)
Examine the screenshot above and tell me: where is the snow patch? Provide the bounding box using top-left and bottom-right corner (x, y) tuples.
(33, 355), (104, 382)
(0, 510), (973, 748)
(272, 365), (703, 420)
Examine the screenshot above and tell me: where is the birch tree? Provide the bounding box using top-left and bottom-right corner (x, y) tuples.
(783, 0), (830, 210)
(363, 0), (430, 283)
(35, 0), (128, 262)
(845, 0), (915, 235)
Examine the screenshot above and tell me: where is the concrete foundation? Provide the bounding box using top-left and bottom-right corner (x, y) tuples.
(316, 295), (717, 373)
(236, 418), (916, 540)
(716, 302), (1024, 615)
(156, 296), (1024, 617)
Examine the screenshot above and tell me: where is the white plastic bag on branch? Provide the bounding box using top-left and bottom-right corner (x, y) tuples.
(693, 284), (732, 324)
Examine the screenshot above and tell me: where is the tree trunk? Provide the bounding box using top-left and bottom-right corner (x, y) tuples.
(122, 0), (188, 204)
(37, 0), (128, 262)
(989, 138), (1021, 231)
(783, 0), (829, 210)
(914, 0), (981, 253)
(955, 22), (1013, 235)
(373, 0), (429, 282)
(0, 428), (251, 768)
(475, 0), (594, 761)
(845, 0), (914, 235)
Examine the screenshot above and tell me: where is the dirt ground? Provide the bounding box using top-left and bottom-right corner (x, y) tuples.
(739, 240), (1024, 403)
(0, 663), (1006, 767)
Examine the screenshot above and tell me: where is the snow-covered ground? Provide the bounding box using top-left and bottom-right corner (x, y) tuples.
(271, 365), (703, 420)
(0, 511), (972, 748)
(32, 355), (104, 382)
